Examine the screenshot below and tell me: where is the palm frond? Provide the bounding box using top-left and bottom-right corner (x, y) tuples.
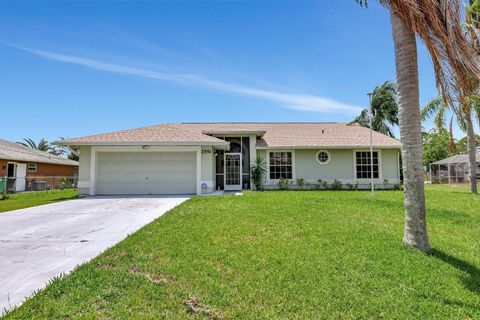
(383, 0), (480, 104)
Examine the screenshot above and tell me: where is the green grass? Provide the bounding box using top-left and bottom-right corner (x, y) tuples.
(0, 189), (78, 213)
(3, 186), (479, 319)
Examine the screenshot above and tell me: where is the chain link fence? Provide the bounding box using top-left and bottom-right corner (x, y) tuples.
(0, 176), (78, 194)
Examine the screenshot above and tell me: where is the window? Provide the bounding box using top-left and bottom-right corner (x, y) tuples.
(269, 152), (293, 179)
(316, 150), (330, 164)
(355, 151), (379, 179)
(27, 163), (37, 173)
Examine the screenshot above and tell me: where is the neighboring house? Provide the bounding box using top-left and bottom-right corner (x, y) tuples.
(0, 139), (79, 192)
(58, 123), (402, 196)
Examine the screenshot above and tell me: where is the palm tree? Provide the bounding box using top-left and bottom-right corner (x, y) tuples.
(421, 97), (457, 155)
(17, 138), (64, 156)
(350, 81), (398, 138)
(421, 95), (480, 191)
(462, 0), (480, 193)
(356, 0), (480, 252)
(17, 138), (52, 152)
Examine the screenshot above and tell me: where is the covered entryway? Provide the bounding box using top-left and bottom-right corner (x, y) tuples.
(95, 152), (197, 195)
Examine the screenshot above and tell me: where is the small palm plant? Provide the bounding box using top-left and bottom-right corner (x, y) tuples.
(250, 155), (266, 191)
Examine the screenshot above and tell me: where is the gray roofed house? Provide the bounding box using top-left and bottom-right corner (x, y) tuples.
(58, 122), (402, 195)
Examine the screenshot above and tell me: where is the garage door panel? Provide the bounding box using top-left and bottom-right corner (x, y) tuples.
(96, 152), (196, 195)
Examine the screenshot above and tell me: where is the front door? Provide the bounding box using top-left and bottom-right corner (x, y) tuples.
(224, 153), (242, 191)
(15, 163), (27, 192)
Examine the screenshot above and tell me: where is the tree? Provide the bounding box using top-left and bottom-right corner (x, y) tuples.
(433, 100), (480, 195)
(17, 138), (64, 155)
(423, 129), (450, 169)
(356, 0), (480, 252)
(350, 81), (398, 137)
(390, 12), (430, 251)
(456, 135), (480, 154)
(17, 138), (51, 152)
(461, 0), (480, 193)
(58, 137), (80, 161)
(421, 97), (457, 155)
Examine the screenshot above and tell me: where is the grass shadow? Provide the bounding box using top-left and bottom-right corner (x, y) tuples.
(430, 248), (480, 294)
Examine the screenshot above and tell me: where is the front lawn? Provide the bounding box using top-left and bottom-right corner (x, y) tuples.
(0, 189), (78, 213)
(4, 186), (479, 319)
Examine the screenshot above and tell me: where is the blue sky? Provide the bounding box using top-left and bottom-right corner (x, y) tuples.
(0, 1), (463, 143)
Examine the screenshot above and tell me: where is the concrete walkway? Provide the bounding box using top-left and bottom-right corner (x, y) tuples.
(0, 196), (189, 313)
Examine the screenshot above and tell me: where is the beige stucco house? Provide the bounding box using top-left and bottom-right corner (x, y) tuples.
(58, 122), (402, 195)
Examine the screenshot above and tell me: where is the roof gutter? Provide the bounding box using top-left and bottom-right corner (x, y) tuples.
(55, 140), (230, 148)
(255, 145), (402, 150)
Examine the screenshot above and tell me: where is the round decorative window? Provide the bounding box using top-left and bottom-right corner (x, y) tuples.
(316, 150), (330, 164)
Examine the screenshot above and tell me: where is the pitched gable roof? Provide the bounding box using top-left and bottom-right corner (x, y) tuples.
(0, 139), (79, 166)
(175, 123), (401, 149)
(58, 124), (228, 146)
(58, 122), (402, 149)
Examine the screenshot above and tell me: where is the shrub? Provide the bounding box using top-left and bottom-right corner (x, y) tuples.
(59, 178), (70, 189)
(383, 179), (389, 186)
(277, 177), (290, 190)
(250, 155), (267, 191)
(0, 194), (10, 201)
(296, 178), (305, 190)
(321, 181), (328, 189)
(346, 183), (354, 190)
(393, 184), (403, 191)
(331, 179), (342, 190)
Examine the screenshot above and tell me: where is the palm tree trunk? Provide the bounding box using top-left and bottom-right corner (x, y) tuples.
(464, 112), (478, 193)
(390, 11), (431, 252)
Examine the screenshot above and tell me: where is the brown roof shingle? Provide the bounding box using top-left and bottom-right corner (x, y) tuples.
(0, 139), (79, 166)
(59, 122), (401, 149)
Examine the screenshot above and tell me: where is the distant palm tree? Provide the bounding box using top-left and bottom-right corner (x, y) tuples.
(421, 97), (457, 155)
(17, 138), (63, 155)
(350, 81), (398, 138)
(17, 138), (52, 152)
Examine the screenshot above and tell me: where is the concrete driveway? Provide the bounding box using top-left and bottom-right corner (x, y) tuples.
(0, 196), (189, 312)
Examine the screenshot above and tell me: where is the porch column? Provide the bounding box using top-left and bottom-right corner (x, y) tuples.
(89, 148), (97, 196)
(447, 164), (451, 184)
(249, 134), (257, 190)
(196, 147), (202, 195)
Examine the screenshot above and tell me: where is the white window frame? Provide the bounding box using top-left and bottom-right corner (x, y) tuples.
(315, 150), (331, 165)
(266, 150), (296, 182)
(353, 149), (382, 181)
(27, 163), (37, 173)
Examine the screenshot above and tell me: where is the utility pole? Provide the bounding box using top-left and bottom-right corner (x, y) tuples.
(368, 92), (374, 194)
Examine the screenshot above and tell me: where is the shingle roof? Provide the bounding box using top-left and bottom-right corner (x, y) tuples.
(59, 122), (402, 149)
(59, 124), (228, 146)
(432, 153), (480, 165)
(0, 139), (79, 166)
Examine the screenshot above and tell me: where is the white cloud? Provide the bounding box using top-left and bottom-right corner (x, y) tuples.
(9, 44), (362, 114)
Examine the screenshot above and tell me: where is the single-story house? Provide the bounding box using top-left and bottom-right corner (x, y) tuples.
(58, 122), (402, 196)
(0, 139), (79, 192)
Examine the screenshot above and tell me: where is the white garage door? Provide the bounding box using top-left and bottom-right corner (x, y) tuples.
(96, 152), (196, 195)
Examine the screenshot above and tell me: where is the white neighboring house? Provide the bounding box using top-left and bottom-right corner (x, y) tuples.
(57, 122), (402, 196)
